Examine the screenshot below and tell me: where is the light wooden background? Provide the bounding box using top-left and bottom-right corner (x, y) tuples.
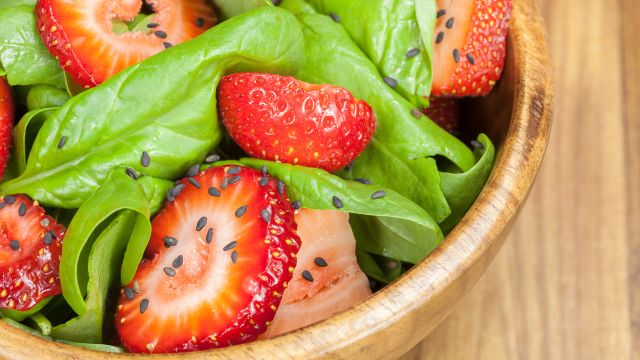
(402, 0), (639, 358)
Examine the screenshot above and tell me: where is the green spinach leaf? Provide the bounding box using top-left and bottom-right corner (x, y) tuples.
(0, 7), (304, 209)
(26, 85), (69, 111)
(210, 0), (272, 20)
(11, 108), (55, 176)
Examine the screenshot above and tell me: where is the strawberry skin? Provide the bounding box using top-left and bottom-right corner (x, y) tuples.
(0, 195), (66, 311)
(36, 0), (217, 88)
(432, 0), (512, 96)
(116, 166), (301, 353)
(422, 96), (459, 132)
(218, 73), (377, 173)
(0, 78), (13, 178)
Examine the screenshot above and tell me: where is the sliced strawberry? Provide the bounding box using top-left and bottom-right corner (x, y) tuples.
(115, 165), (301, 353)
(0, 194), (66, 311)
(217, 73), (377, 173)
(36, 0), (218, 88)
(431, 0), (512, 96)
(0, 77), (13, 179)
(261, 209), (371, 338)
(421, 96), (459, 132)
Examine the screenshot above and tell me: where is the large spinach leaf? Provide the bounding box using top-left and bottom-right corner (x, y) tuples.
(0, 5), (65, 87)
(305, 0), (436, 107)
(0, 7), (304, 209)
(210, 0), (272, 20)
(240, 159), (443, 264)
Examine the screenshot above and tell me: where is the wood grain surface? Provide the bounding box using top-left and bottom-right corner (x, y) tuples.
(403, 0), (640, 359)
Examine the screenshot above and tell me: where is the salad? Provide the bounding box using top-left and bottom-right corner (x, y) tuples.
(0, 0), (510, 354)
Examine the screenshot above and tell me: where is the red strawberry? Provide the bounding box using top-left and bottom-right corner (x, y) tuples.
(431, 0), (512, 96)
(421, 96), (459, 132)
(0, 195), (66, 311)
(217, 73), (377, 173)
(115, 165), (301, 353)
(36, 0), (218, 88)
(0, 77), (13, 178)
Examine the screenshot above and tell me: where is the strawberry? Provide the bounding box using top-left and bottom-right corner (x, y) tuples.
(421, 96), (459, 132)
(36, 0), (218, 88)
(0, 194), (66, 311)
(0, 77), (13, 178)
(115, 165), (301, 353)
(217, 73), (377, 173)
(431, 0), (512, 96)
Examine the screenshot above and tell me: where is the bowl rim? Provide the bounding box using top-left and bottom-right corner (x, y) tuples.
(0, 0), (554, 358)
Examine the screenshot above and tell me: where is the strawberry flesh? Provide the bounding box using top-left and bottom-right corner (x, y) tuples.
(36, 0), (218, 88)
(0, 77), (13, 179)
(115, 166), (301, 353)
(0, 195), (66, 311)
(421, 96), (459, 132)
(432, 0), (512, 96)
(218, 73), (377, 173)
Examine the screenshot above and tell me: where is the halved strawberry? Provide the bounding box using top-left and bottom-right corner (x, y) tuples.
(421, 96), (459, 132)
(36, 0), (218, 88)
(0, 194), (66, 311)
(217, 73), (377, 173)
(0, 77), (13, 178)
(431, 0), (512, 96)
(115, 165), (301, 353)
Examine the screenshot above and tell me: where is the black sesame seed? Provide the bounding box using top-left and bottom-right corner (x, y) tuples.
(223, 241), (237, 252)
(221, 177), (230, 189)
(227, 166), (241, 175)
(411, 108), (423, 119)
(445, 17), (455, 29)
(140, 299), (149, 314)
(301, 270), (314, 282)
(206, 228), (213, 244)
(229, 175), (241, 185)
(259, 177), (269, 187)
(196, 216), (207, 231)
(163, 42), (172, 49)
(163, 236), (178, 248)
(126, 167), (139, 180)
(272, 0), (282, 4)
(163, 267), (176, 277)
(371, 190), (386, 199)
(437, 9), (446, 18)
(147, 23), (159, 28)
(187, 177), (201, 189)
(124, 287), (135, 300)
(235, 205), (248, 218)
(354, 177), (372, 185)
(207, 187), (221, 197)
(57, 136), (67, 149)
(261, 209), (271, 222)
(141, 151), (150, 167)
(231, 250), (238, 264)
(383, 76), (398, 88)
(329, 13), (340, 22)
(43, 230), (54, 245)
(453, 49), (460, 63)
(171, 183), (186, 197)
(332, 196), (344, 209)
(466, 53), (475, 65)
(154, 30), (167, 39)
(314, 257), (328, 267)
(277, 181), (285, 195)
(18, 202), (26, 217)
(471, 140), (485, 150)
(205, 153), (221, 163)
(435, 31), (445, 44)
(4, 196), (15, 204)
(166, 191), (175, 203)
(10, 240), (19, 251)
(406, 47), (420, 58)
(196, 17), (205, 27)
(291, 200), (301, 210)
(187, 164), (200, 177)
(172, 255), (183, 269)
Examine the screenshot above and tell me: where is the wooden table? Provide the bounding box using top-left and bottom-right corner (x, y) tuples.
(403, 0), (639, 358)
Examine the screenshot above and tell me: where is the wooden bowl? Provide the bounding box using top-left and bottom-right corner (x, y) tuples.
(0, 0), (553, 358)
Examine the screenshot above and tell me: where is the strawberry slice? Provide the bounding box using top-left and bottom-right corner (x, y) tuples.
(0, 77), (13, 178)
(431, 0), (512, 96)
(421, 96), (459, 132)
(217, 73), (377, 173)
(36, 0), (218, 88)
(0, 195), (66, 311)
(115, 165), (301, 353)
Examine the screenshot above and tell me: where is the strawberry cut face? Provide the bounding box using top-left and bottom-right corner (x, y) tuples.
(116, 166), (301, 353)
